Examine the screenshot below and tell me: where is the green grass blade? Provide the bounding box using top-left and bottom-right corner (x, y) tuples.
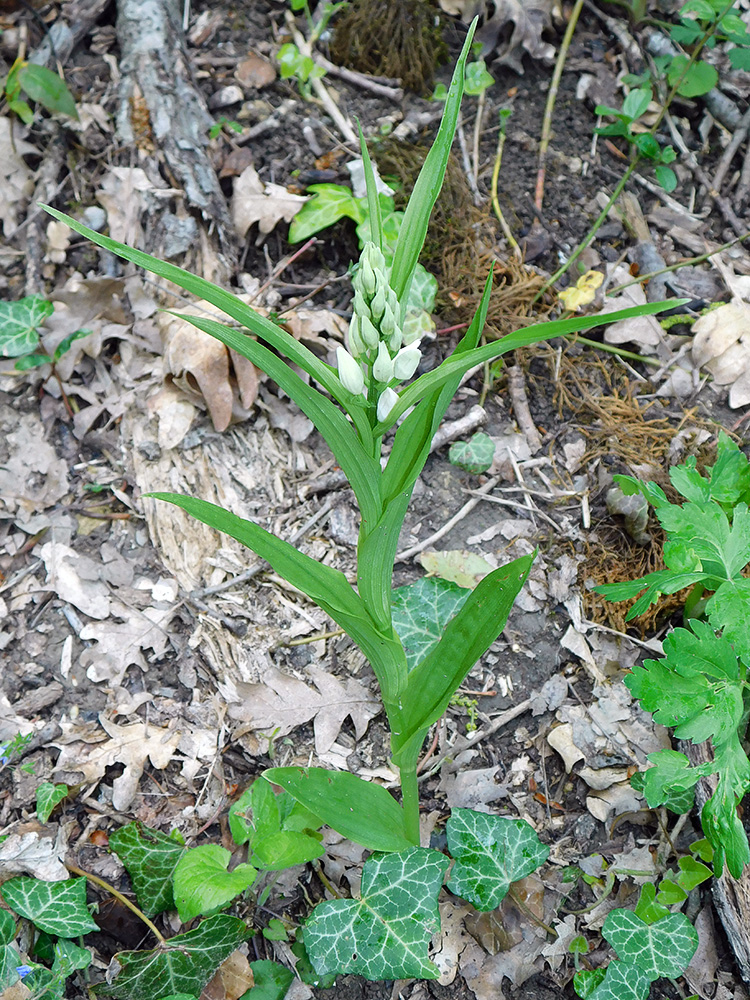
(170, 312), (380, 526)
(389, 18), (477, 306)
(376, 300), (685, 433)
(358, 122), (383, 253)
(40, 206), (357, 412)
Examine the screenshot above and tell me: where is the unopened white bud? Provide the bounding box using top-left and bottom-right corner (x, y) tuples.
(401, 322), (422, 347)
(362, 241), (387, 276)
(387, 327), (403, 353)
(336, 346), (365, 395)
(377, 387), (399, 422)
(393, 344), (421, 380)
(370, 285), (387, 322)
(380, 302), (396, 336)
(360, 258), (377, 297)
(373, 341), (394, 383)
(387, 289), (399, 314)
(360, 315), (379, 350)
(353, 289), (368, 318)
(348, 315), (365, 358)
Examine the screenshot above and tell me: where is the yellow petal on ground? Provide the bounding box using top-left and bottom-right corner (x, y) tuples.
(558, 269), (604, 311)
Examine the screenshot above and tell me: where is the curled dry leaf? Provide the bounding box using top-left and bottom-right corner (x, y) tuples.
(692, 301), (750, 407)
(232, 164), (308, 241)
(438, 0), (554, 72)
(0, 117), (35, 236)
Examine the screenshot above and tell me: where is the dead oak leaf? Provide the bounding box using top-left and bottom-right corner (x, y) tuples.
(232, 165), (307, 241)
(52, 716), (181, 811)
(79, 601), (175, 686)
(229, 664), (379, 755)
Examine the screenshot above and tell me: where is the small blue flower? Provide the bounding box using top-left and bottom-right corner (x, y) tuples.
(16, 965), (33, 978)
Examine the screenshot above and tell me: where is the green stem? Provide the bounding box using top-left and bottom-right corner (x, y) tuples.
(567, 333), (661, 367)
(534, 159), (639, 303)
(66, 862), (165, 943)
(399, 760), (421, 846)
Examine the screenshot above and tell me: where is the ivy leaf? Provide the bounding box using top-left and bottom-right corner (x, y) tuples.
(0, 908), (16, 944)
(36, 783), (68, 824)
(0, 877), (98, 936)
(172, 845), (256, 923)
(573, 967), (606, 998)
(109, 823), (187, 917)
(449, 432), (495, 474)
(304, 847), (449, 980)
(0, 296), (53, 357)
(677, 855), (712, 891)
(445, 808), (549, 911)
(392, 576), (470, 672)
(584, 960), (650, 1000)
(0, 942), (21, 991)
(602, 909), (698, 980)
(98, 914), (251, 1000)
(247, 959), (295, 1000)
(288, 184), (364, 244)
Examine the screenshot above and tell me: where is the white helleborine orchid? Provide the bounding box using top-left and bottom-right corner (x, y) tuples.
(393, 343), (421, 380)
(376, 387), (399, 422)
(336, 346), (365, 395)
(373, 341), (395, 383)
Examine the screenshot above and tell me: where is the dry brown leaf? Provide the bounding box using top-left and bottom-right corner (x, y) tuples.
(53, 716), (181, 811)
(0, 410), (70, 518)
(232, 165), (307, 241)
(201, 950), (254, 1000)
(692, 301), (750, 407)
(0, 829), (70, 881)
(79, 601), (176, 686)
(40, 542), (111, 620)
(229, 663), (380, 754)
(0, 117), (35, 235)
(440, 0), (554, 72)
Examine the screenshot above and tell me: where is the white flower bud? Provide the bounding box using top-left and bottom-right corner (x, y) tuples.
(362, 241), (387, 276)
(348, 315), (365, 358)
(387, 289), (399, 315)
(377, 387), (399, 422)
(370, 285), (387, 322)
(360, 258), (377, 297)
(360, 315), (380, 350)
(373, 341), (394, 383)
(387, 327), (402, 353)
(393, 344), (421, 380)
(353, 289), (368, 318)
(380, 302), (396, 337)
(336, 346), (365, 395)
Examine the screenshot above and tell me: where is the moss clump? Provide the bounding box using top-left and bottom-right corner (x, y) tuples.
(330, 0), (447, 94)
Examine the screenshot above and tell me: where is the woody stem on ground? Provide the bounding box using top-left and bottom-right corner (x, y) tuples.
(66, 863), (165, 943)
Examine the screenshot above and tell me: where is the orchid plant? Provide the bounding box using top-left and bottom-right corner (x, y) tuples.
(42, 21), (671, 860)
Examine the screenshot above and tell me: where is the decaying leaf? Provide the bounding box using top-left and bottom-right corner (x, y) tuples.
(438, 0), (555, 73)
(0, 117), (35, 235)
(232, 165), (308, 241)
(228, 664), (380, 754)
(79, 601), (176, 686)
(0, 829), (70, 881)
(418, 549), (494, 589)
(39, 542), (111, 620)
(53, 717), (181, 811)
(692, 301), (750, 408)
(0, 410), (70, 517)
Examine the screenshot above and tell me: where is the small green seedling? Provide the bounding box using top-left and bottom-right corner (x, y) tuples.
(3, 56), (78, 123)
(0, 296), (90, 372)
(277, 43), (325, 98)
(449, 431), (495, 474)
(208, 116), (242, 140)
(595, 86), (678, 191)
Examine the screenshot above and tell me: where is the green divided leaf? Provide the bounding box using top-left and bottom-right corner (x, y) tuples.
(304, 847), (448, 980)
(0, 877), (99, 936)
(287, 184), (364, 244)
(445, 809), (549, 911)
(109, 823), (187, 917)
(636, 749), (714, 810)
(391, 576), (470, 672)
(36, 783), (68, 823)
(172, 845), (256, 923)
(263, 767), (412, 852)
(99, 914), (250, 1000)
(602, 908), (698, 980)
(247, 960), (294, 1000)
(448, 432), (495, 474)
(0, 296), (53, 357)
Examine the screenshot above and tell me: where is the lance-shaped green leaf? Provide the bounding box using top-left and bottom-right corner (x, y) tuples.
(147, 492), (389, 666)
(390, 20), (477, 306)
(0, 295), (52, 357)
(263, 767), (413, 851)
(601, 908), (698, 981)
(358, 123), (384, 254)
(392, 576), (470, 672)
(445, 809), (549, 910)
(304, 847), (448, 980)
(392, 554), (532, 761)
(18, 64), (78, 119)
(172, 845), (257, 922)
(40, 206), (364, 426)
(170, 312), (379, 524)
(98, 914), (250, 1000)
(375, 301), (686, 435)
(109, 822), (187, 917)
(0, 877), (99, 936)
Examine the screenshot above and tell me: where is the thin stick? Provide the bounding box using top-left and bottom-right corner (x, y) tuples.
(396, 476), (500, 562)
(506, 365), (542, 454)
(491, 112), (522, 258)
(472, 90), (486, 192)
(66, 863), (165, 943)
(705, 104), (750, 207)
(535, 0), (585, 213)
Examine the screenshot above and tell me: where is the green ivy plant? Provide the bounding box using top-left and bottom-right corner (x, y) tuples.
(37, 20), (674, 986)
(595, 86), (678, 192)
(596, 433), (750, 878)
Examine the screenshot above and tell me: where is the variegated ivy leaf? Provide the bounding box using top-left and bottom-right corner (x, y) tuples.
(392, 576), (470, 672)
(449, 432), (495, 474)
(305, 847), (448, 980)
(446, 808), (549, 911)
(36, 782), (68, 824)
(109, 822), (187, 917)
(602, 908), (698, 980)
(0, 296), (53, 357)
(0, 877), (98, 936)
(574, 960), (650, 1000)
